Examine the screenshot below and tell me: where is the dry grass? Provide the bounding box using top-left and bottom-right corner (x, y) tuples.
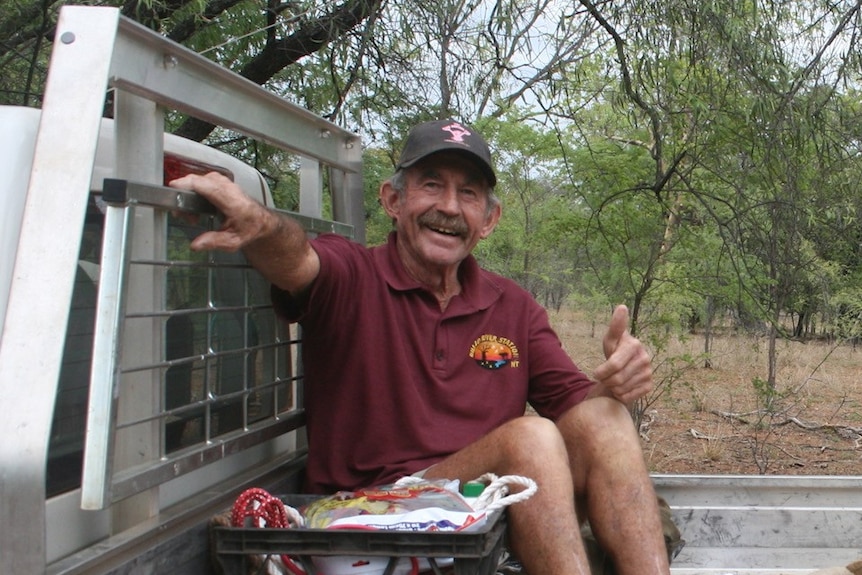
(548, 307), (862, 476)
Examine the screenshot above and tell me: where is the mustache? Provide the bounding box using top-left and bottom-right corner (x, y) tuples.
(417, 211), (469, 236)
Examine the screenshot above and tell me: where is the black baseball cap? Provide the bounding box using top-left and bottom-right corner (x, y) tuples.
(396, 119), (497, 187)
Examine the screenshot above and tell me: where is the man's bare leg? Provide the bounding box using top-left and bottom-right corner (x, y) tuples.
(559, 396), (670, 575)
(424, 416), (592, 575)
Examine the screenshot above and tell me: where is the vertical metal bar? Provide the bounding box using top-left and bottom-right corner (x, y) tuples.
(329, 134), (364, 244)
(81, 91), (164, 514)
(244, 269), (251, 428)
(109, 90), (163, 527)
(0, 7), (120, 571)
(205, 248), (216, 441)
(299, 157), (323, 218)
(81, 204), (135, 510)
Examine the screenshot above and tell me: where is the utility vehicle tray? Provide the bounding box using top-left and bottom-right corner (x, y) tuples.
(212, 494), (508, 575)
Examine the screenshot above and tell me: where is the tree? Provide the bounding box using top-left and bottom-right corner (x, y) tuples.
(475, 115), (579, 305)
(569, 0), (862, 379)
(8, 0), (862, 401)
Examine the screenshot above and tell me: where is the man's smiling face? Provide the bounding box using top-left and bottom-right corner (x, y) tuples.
(381, 151), (501, 277)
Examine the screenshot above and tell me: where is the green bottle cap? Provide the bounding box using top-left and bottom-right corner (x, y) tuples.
(463, 481), (485, 498)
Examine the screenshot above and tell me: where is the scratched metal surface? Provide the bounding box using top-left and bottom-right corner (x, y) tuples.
(655, 475), (862, 574)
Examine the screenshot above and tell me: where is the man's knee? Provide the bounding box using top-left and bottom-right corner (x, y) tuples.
(492, 415), (569, 470)
(425, 415), (569, 482)
(557, 397), (640, 454)
(505, 415), (566, 450)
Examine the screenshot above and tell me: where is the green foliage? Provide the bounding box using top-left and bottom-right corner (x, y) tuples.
(751, 376), (783, 414)
(633, 349), (702, 431)
(361, 147), (395, 246)
(6, 0), (862, 395)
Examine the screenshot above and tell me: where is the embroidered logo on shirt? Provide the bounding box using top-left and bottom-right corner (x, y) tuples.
(468, 334), (520, 370)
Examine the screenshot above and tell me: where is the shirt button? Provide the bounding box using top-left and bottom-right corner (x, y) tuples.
(435, 350), (444, 360)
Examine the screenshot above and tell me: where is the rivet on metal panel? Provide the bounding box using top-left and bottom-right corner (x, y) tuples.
(345, 138), (355, 149)
(60, 32), (76, 44)
(319, 129), (331, 139)
(163, 54), (178, 69)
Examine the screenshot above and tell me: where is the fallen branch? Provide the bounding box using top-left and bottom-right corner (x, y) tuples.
(689, 428), (716, 440)
(710, 409), (862, 446)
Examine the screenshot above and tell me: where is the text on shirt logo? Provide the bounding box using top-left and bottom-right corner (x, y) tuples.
(468, 334), (520, 370)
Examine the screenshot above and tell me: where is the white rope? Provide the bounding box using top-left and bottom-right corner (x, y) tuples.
(469, 473), (538, 514)
(393, 475), (427, 487)
(285, 504), (306, 528)
(393, 473), (538, 513)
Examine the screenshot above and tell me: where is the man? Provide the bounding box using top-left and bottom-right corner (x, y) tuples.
(170, 119), (670, 574)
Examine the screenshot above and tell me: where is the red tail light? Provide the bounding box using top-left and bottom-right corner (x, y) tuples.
(163, 153), (234, 185)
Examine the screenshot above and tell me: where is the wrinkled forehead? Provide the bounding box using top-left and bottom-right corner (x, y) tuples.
(406, 151), (490, 187)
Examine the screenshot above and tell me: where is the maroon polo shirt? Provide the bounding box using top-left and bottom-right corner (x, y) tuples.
(273, 232), (595, 494)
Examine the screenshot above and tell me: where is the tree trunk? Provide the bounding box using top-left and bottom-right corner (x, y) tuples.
(173, 0), (382, 142)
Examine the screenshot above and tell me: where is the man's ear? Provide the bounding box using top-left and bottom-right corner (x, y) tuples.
(379, 180), (401, 219)
(479, 201), (502, 239)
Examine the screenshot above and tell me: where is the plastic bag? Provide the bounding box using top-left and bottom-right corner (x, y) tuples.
(302, 478), (487, 532)
(298, 480), (483, 575)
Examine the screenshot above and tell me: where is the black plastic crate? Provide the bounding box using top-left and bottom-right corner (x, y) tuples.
(212, 494), (508, 575)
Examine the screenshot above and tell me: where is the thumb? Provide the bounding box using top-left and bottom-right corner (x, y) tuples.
(603, 304), (630, 359)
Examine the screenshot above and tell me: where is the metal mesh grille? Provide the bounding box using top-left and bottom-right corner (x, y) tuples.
(114, 214), (298, 453)
(77, 187), (323, 506)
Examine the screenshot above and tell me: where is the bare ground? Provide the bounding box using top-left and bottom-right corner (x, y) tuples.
(549, 308), (862, 476)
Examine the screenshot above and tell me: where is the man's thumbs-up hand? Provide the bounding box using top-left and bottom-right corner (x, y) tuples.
(591, 305), (654, 405)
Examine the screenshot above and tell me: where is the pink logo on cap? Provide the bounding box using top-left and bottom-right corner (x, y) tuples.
(442, 122), (471, 144)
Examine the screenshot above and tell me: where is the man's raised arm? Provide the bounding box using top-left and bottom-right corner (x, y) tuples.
(169, 172), (320, 298)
